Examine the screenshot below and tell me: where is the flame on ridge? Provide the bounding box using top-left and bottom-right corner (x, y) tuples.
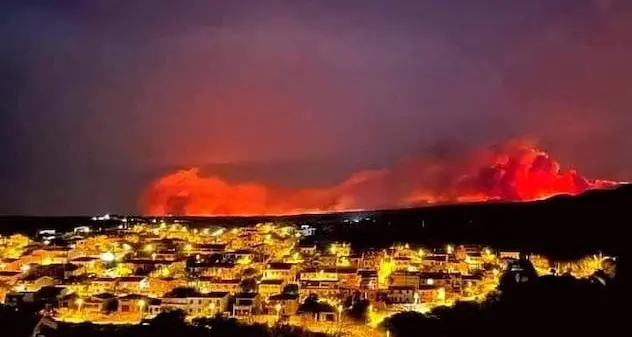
(142, 140), (621, 216)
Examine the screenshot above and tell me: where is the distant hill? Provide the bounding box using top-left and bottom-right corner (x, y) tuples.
(1, 184), (629, 257)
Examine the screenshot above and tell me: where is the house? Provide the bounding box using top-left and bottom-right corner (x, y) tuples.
(123, 259), (175, 276)
(0, 271), (21, 285)
(328, 242), (351, 257)
(359, 250), (382, 269)
(152, 248), (178, 262)
(297, 242), (317, 256)
(267, 293), (300, 315)
(464, 253), (484, 271)
(88, 277), (117, 294)
(419, 272), (461, 291)
(81, 293), (118, 314)
(193, 278), (240, 294)
(142, 277), (184, 297)
(499, 251), (521, 260)
(204, 292), (231, 315)
(190, 243), (227, 255)
(202, 262), (240, 279)
(233, 292), (261, 316)
(387, 286), (416, 304)
(314, 255), (337, 267)
(70, 256), (99, 267)
(258, 279), (284, 300)
(298, 305), (339, 322)
(59, 292), (80, 309)
(4, 291), (36, 307)
(37, 263), (82, 280)
(300, 268), (338, 282)
(226, 250), (254, 263)
(336, 267), (359, 287)
(358, 270), (378, 289)
(263, 262), (296, 282)
(25, 247), (70, 265)
(0, 258), (22, 271)
(346, 254), (364, 268)
(15, 275), (57, 292)
(393, 257), (412, 271)
(299, 280), (339, 301)
(422, 255), (449, 271)
(117, 276), (147, 293)
(418, 285), (443, 302)
(389, 271), (420, 288)
(461, 274), (483, 293)
(161, 288), (228, 316)
(117, 294), (149, 315)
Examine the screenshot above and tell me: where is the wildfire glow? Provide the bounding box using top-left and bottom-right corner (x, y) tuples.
(142, 140), (620, 216)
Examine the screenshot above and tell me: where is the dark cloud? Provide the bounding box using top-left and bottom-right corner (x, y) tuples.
(1, 0), (632, 214)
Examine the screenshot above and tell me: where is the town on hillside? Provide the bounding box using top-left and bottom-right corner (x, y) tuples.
(0, 221), (612, 334)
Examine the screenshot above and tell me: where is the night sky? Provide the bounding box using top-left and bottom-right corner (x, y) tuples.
(2, 0), (632, 215)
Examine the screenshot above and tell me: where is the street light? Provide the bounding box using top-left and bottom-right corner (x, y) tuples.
(275, 303), (282, 320)
(100, 252), (115, 263)
(137, 299), (146, 321)
(143, 244), (154, 253)
(337, 304), (343, 324)
(75, 298), (84, 317)
(209, 302), (216, 315)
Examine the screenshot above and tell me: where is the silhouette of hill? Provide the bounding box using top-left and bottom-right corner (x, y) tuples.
(1, 184), (629, 258)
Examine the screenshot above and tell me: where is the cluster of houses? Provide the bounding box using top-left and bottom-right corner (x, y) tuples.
(0, 222), (517, 323)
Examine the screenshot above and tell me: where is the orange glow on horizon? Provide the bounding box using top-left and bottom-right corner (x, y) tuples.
(142, 140), (621, 216)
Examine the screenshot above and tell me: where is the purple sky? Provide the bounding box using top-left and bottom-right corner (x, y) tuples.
(2, 0), (632, 215)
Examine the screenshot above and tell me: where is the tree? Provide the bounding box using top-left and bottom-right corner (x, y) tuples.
(239, 278), (257, 293)
(298, 294), (334, 314)
(150, 310), (186, 330)
(241, 267), (258, 279)
(348, 299), (370, 323)
(282, 283), (299, 295)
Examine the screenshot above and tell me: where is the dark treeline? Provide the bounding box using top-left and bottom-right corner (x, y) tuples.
(3, 310), (329, 337)
(313, 184), (632, 261)
(383, 271), (622, 337)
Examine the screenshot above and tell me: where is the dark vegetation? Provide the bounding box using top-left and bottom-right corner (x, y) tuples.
(383, 271), (622, 337)
(42, 311), (329, 337)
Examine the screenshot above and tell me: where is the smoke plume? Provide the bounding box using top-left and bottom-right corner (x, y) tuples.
(142, 140), (619, 216)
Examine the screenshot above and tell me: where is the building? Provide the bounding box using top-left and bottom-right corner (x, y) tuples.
(193, 278), (240, 294)
(389, 271), (420, 288)
(263, 263), (296, 282)
(297, 242), (317, 255)
(387, 286), (416, 304)
(161, 288), (226, 316)
(117, 276), (147, 293)
(267, 293), (300, 315)
(299, 280), (339, 301)
(358, 270), (378, 289)
(258, 279), (285, 300)
(233, 293), (261, 316)
(300, 268), (338, 282)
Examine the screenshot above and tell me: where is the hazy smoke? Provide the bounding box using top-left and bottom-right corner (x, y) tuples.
(142, 140), (619, 216)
